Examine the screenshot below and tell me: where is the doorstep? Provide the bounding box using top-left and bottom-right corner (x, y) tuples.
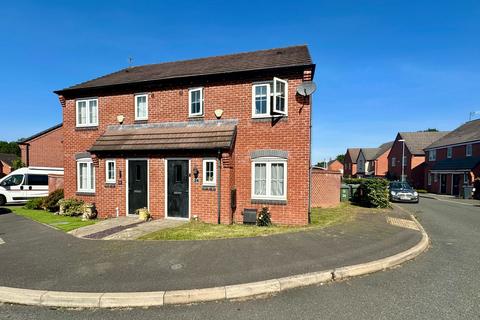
(68, 217), (144, 239)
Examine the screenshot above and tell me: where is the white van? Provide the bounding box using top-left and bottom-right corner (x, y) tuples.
(0, 167), (64, 206)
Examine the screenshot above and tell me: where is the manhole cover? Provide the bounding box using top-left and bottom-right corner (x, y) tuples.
(170, 263), (183, 270)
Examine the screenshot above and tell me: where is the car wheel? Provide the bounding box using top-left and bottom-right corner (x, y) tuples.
(0, 195), (6, 206)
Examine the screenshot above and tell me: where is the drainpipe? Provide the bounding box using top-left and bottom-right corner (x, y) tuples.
(308, 95), (313, 224)
(217, 149), (222, 225)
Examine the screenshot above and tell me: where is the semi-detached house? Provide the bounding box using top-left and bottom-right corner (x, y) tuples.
(54, 46), (315, 226)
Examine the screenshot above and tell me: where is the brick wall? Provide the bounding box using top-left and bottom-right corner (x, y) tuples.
(61, 69), (312, 225)
(311, 169), (341, 208)
(344, 153), (357, 177)
(48, 174), (64, 193)
(20, 126), (63, 168)
(374, 149), (390, 177)
(0, 161), (12, 178)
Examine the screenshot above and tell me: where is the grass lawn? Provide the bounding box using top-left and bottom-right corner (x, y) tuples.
(4, 206), (97, 232)
(139, 202), (359, 241)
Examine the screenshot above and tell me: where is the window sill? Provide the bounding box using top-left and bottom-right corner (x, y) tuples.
(75, 126), (98, 131)
(76, 191), (96, 196)
(188, 115), (204, 120)
(251, 199), (287, 205)
(251, 116), (288, 123)
(134, 119), (148, 124)
(202, 185), (216, 191)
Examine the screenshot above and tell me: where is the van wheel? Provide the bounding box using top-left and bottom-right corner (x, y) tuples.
(0, 195), (6, 206)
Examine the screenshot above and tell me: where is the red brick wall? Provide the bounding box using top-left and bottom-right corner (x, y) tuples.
(374, 149), (390, 177)
(328, 160), (343, 172)
(48, 174), (64, 193)
(0, 161), (12, 178)
(311, 169), (341, 208)
(20, 126), (63, 168)
(343, 153), (357, 177)
(61, 69), (312, 225)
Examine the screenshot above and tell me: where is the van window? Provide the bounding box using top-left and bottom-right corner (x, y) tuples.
(0, 174), (24, 187)
(27, 174), (49, 186)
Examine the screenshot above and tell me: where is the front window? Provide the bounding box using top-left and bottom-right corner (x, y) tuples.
(202, 159), (216, 186)
(466, 144), (472, 157)
(76, 99), (98, 127)
(252, 158), (287, 200)
(135, 94), (148, 120)
(428, 150), (436, 161)
(105, 160), (116, 184)
(447, 147), (452, 158)
(77, 159), (95, 193)
(189, 88), (204, 117)
(0, 174), (24, 187)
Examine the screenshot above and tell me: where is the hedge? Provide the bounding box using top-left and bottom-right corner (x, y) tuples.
(346, 178), (390, 208)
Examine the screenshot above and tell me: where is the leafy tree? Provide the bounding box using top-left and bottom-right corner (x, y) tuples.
(421, 128), (439, 132)
(0, 141), (20, 156)
(316, 161), (327, 168)
(336, 154), (345, 164)
(12, 158), (25, 170)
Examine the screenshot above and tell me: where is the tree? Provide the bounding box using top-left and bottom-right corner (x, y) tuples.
(0, 141), (20, 156)
(421, 128), (439, 132)
(11, 158), (25, 170)
(316, 161), (327, 168)
(336, 154), (345, 164)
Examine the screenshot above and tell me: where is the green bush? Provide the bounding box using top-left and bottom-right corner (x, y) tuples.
(257, 206), (272, 226)
(58, 198), (85, 216)
(356, 178), (390, 208)
(24, 197), (45, 210)
(42, 189), (64, 212)
(343, 178), (363, 185)
(416, 189), (428, 194)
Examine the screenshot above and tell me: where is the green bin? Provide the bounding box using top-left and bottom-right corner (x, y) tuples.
(340, 184), (350, 202)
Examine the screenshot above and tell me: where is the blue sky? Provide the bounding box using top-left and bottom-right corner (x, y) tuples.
(0, 1), (479, 163)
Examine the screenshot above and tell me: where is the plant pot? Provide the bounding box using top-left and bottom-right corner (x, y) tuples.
(137, 208), (150, 221)
(82, 204), (97, 220)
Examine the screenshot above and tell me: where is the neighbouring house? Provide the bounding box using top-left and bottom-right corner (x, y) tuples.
(424, 119), (480, 196)
(344, 148), (360, 177)
(0, 153), (17, 178)
(54, 45), (315, 225)
(355, 141), (393, 177)
(387, 131), (449, 188)
(327, 159), (343, 173)
(18, 123), (63, 168)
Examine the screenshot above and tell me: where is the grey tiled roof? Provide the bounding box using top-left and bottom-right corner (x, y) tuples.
(425, 119), (480, 150)
(56, 45), (313, 93)
(346, 148), (360, 163)
(361, 148), (380, 161)
(431, 156), (480, 171)
(375, 141), (394, 158)
(399, 131), (450, 155)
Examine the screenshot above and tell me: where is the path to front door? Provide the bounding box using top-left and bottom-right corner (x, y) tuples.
(128, 159), (148, 215)
(166, 159), (189, 219)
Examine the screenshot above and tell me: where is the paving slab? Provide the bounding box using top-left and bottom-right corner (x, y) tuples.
(103, 219), (186, 240)
(68, 216), (143, 238)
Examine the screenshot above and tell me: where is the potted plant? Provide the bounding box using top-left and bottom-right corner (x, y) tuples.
(82, 203), (97, 220)
(136, 207), (150, 221)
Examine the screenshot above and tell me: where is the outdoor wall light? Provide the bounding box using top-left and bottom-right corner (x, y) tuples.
(193, 166), (199, 180)
(117, 115), (125, 124)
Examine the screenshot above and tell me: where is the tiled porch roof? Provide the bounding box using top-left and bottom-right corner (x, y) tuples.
(431, 157), (480, 172)
(89, 120), (237, 153)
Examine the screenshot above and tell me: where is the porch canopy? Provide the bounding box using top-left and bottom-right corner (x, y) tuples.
(89, 120), (237, 153)
(430, 157), (480, 173)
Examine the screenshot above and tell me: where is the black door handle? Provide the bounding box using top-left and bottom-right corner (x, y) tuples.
(29, 186), (32, 190)
(20, 186), (24, 190)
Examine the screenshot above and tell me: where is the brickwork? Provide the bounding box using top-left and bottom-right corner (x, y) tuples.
(60, 69), (312, 225)
(311, 169), (341, 208)
(48, 174), (64, 193)
(0, 161), (12, 178)
(20, 126), (63, 168)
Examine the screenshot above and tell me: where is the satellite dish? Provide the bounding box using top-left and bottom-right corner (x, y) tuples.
(296, 81), (317, 96)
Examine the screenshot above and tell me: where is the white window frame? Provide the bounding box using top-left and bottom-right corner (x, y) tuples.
(76, 98), (98, 127)
(428, 150), (436, 161)
(391, 157), (396, 167)
(202, 159), (217, 186)
(273, 77), (288, 115)
(188, 87), (204, 117)
(251, 157), (287, 201)
(135, 94), (148, 120)
(76, 158), (95, 193)
(466, 144), (472, 157)
(427, 173), (432, 185)
(105, 159), (116, 184)
(252, 83), (271, 118)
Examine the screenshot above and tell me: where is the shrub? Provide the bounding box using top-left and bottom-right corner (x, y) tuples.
(257, 206), (272, 226)
(58, 198), (85, 216)
(416, 189), (428, 194)
(24, 197), (45, 210)
(356, 178), (390, 208)
(42, 189), (64, 212)
(343, 178), (363, 185)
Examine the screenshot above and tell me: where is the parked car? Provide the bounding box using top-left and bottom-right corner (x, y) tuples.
(0, 167), (63, 206)
(389, 181), (419, 203)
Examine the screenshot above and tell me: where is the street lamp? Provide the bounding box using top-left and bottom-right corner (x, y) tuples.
(398, 139), (405, 182)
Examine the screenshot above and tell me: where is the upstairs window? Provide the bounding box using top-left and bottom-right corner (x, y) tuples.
(447, 147), (452, 159)
(202, 159), (216, 186)
(252, 77), (288, 117)
(466, 144), (473, 157)
(428, 150), (436, 161)
(189, 88), (204, 117)
(76, 98), (98, 127)
(252, 158), (287, 200)
(135, 94), (148, 120)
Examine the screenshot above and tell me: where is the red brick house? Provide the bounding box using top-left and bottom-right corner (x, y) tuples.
(387, 132), (449, 188)
(424, 119), (480, 195)
(54, 46), (315, 225)
(327, 159), (343, 173)
(356, 141), (393, 177)
(0, 153), (17, 178)
(18, 123), (63, 168)
(343, 148), (360, 177)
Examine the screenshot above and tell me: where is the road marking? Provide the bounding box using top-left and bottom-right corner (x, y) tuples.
(386, 217), (420, 231)
(430, 197), (477, 206)
(0, 237), (4, 245)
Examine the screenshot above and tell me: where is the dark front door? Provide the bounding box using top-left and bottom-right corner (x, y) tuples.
(128, 160), (148, 215)
(167, 160), (189, 218)
(452, 174), (460, 196)
(440, 174), (447, 194)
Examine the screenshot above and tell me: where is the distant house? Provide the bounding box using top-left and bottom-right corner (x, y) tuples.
(18, 123), (63, 168)
(424, 119), (480, 195)
(0, 153), (17, 178)
(344, 148), (360, 177)
(388, 131), (449, 188)
(327, 159), (343, 173)
(356, 141), (393, 177)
